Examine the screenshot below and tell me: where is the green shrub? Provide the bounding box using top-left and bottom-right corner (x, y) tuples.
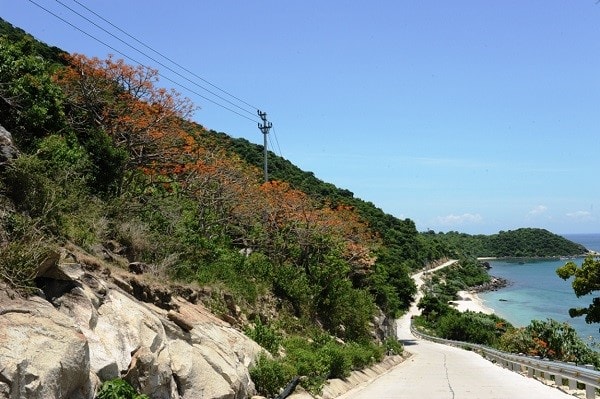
(95, 378), (148, 399)
(0, 215), (54, 293)
(245, 318), (282, 355)
(384, 336), (404, 356)
(282, 337), (329, 393)
(498, 319), (600, 366)
(321, 342), (351, 379)
(249, 353), (296, 398)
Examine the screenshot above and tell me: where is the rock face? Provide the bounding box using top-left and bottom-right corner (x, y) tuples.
(0, 124), (18, 168)
(470, 276), (510, 293)
(0, 249), (263, 399)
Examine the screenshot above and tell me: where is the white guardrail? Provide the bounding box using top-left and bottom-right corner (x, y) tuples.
(410, 322), (600, 399)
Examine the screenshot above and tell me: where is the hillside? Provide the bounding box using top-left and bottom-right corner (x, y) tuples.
(0, 17), (426, 398)
(420, 228), (589, 258)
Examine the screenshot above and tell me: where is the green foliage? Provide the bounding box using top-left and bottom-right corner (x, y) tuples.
(245, 318), (282, 355)
(0, 218), (54, 293)
(0, 18), (66, 63)
(76, 127), (128, 196)
(437, 311), (508, 345)
(2, 136), (99, 242)
(249, 353), (296, 398)
(499, 319), (600, 367)
(422, 228), (588, 258)
(498, 326), (533, 354)
(96, 378), (149, 399)
(417, 294), (452, 320)
(368, 259), (416, 317)
(415, 303), (509, 347)
(250, 333), (389, 396)
(418, 258), (491, 313)
(415, 258), (510, 346)
(557, 256), (600, 324)
(0, 36), (66, 150)
(383, 336), (404, 355)
(310, 255), (376, 340)
(436, 258), (491, 292)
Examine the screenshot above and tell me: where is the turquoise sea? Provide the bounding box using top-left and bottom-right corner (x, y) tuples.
(479, 233), (600, 342)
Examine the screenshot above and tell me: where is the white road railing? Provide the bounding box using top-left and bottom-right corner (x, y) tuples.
(410, 323), (600, 399)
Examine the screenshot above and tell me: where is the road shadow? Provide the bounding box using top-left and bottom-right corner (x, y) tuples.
(401, 339), (418, 346)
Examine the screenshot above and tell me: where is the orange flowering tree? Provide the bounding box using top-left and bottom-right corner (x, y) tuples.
(54, 54), (196, 193)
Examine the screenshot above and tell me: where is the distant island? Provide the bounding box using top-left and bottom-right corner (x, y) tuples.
(420, 227), (589, 258)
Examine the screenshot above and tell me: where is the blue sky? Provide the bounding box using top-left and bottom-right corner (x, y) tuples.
(2, 1), (599, 234)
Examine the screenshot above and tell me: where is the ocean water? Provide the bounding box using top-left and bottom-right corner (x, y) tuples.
(479, 233), (600, 343)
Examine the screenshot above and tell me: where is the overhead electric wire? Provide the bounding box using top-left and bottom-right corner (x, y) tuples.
(28, 0), (284, 158)
(51, 0), (258, 120)
(270, 125), (284, 159)
(69, 0), (259, 113)
(26, 0), (260, 124)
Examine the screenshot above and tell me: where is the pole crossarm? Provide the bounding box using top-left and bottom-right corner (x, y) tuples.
(257, 110), (272, 183)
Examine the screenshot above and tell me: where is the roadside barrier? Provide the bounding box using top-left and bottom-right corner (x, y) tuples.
(410, 322), (600, 399)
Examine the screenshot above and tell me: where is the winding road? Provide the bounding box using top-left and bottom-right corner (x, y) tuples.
(337, 260), (573, 399)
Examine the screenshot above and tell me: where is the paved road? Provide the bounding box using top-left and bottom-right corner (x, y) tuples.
(337, 261), (573, 399)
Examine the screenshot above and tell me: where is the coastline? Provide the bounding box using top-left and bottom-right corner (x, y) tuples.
(451, 290), (494, 315)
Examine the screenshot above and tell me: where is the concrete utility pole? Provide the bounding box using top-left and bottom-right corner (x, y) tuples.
(257, 110), (272, 183)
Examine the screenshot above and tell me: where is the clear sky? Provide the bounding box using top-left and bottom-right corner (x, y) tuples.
(2, 1), (599, 234)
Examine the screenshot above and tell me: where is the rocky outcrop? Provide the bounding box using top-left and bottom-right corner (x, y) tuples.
(0, 294), (94, 399)
(0, 124), (18, 168)
(470, 276), (510, 293)
(0, 248), (263, 399)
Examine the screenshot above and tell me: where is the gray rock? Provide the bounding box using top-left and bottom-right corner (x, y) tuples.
(0, 296), (93, 399)
(0, 124), (18, 168)
(0, 251), (263, 399)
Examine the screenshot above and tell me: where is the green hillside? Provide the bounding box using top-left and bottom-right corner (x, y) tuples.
(421, 228), (588, 258)
(0, 16), (437, 393)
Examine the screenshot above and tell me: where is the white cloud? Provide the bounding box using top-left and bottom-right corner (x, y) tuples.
(528, 205), (548, 216)
(566, 210), (594, 221)
(436, 213), (483, 226)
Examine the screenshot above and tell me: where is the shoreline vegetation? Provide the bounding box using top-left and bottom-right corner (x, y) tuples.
(414, 257), (600, 369)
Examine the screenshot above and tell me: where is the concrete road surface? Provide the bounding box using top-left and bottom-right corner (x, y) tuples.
(337, 261), (574, 399)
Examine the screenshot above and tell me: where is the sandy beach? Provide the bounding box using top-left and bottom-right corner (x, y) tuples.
(451, 290), (494, 314)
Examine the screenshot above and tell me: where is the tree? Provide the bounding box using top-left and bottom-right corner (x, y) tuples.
(54, 54), (196, 193)
(0, 37), (66, 150)
(557, 256), (600, 323)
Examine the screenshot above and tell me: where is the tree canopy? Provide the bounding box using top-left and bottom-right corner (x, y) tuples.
(557, 256), (600, 324)
(421, 228), (588, 258)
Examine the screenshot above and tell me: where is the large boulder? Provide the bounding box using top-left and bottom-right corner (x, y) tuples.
(0, 293), (94, 399)
(0, 249), (263, 399)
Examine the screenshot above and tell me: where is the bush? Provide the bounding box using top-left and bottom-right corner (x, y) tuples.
(96, 378), (148, 399)
(384, 336), (404, 355)
(249, 353), (296, 398)
(2, 136), (102, 243)
(0, 213), (54, 293)
(345, 341), (383, 369)
(436, 311), (506, 345)
(498, 319), (600, 366)
(245, 318), (281, 355)
(321, 342), (351, 379)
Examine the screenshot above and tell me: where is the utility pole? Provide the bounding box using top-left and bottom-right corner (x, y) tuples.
(257, 110), (272, 183)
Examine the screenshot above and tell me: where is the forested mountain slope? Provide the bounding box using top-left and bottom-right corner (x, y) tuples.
(420, 228), (589, 258)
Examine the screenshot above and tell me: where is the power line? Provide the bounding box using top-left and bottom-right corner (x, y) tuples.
(270, 125), (284, 159)
(51, 0), (258, 119)
(26, 0), (260, 124)
(27, 0), (285, 159)
(69, 0), (259, 112)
